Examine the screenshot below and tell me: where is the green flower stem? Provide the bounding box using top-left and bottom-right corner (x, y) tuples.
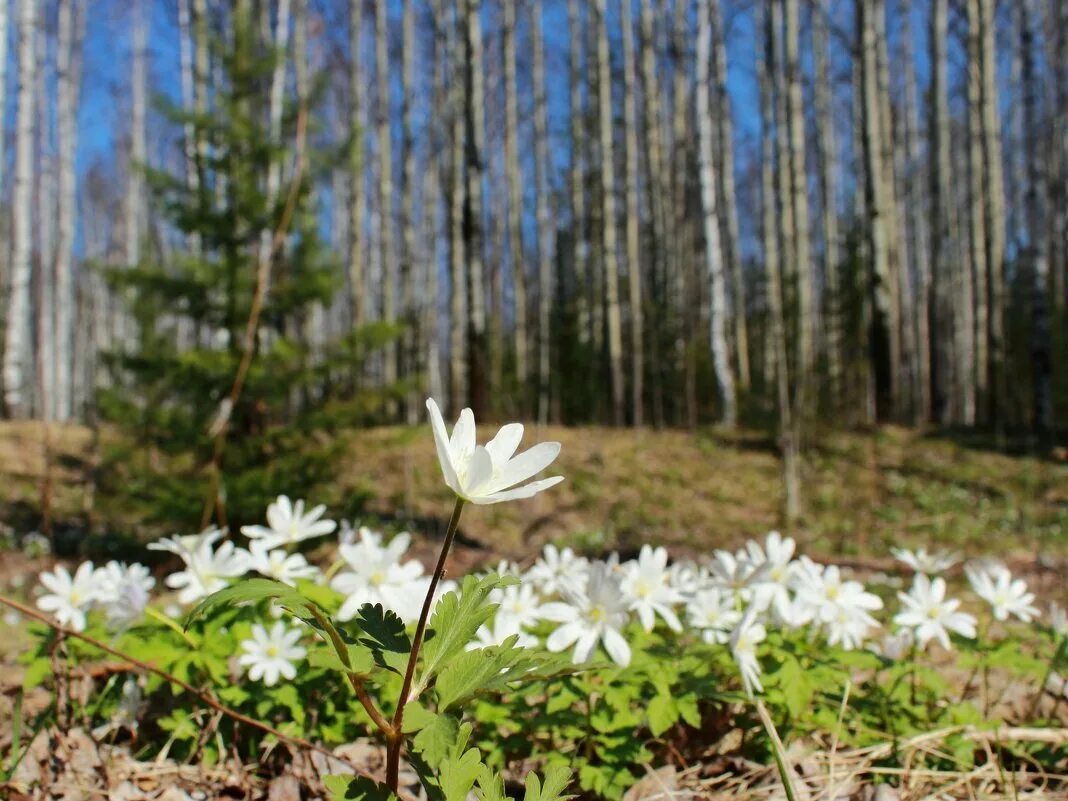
(386, 496), (466, 794)
(145, 606), (198, 648)
(1027, 634), (1065, 720)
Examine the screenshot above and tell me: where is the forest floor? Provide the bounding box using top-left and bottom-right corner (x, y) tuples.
(0, 419), (1063, 565)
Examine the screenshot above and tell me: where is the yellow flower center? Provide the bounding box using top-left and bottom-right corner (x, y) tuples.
(589, 605), (607, 623)
(267, 645), (279, 657)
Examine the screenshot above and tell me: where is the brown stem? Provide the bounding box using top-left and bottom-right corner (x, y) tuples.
(0, 593), (399, 792)
(199, 103), (310, 530)
(386, 496), (466, 793)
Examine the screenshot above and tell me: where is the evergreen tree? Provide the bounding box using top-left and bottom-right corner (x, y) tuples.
(96, 8), (384, 534)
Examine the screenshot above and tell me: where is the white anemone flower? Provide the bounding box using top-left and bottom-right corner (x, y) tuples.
(37, 562), (99, 632)
(893, 574), (977, 650)
(793, 562), (883, 627)
(493, 583), (546, 636)
(526, 544), (590, 597)
(238, 622), (307, 686)
(240, 495), (337, 549)
(470, 621), (540, 650)
(686, 587), (742, 644)
(730, 612), (767, 698)
(426, 398), (564, 504)
(331, 530), (427, 622)
(746, 532), (797, 619)
(707, 549), (769, 605)
(619, 545), (684, 632)
(247, 542), (320, 586)
(966, 564), (1039, 623)
(542, 562), (632, 667)
(159, 529), (249, 605)
(891, 547), (960, 575)
(93, 561), (156, 628)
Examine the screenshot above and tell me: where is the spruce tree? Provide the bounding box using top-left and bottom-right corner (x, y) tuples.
(97, 8), (377, 534)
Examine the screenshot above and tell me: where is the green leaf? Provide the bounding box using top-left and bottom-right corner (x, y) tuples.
(434, 637), (544, 710)
(523, 765), (573, 801)
(417, 574), (514, 694)
(21, 657), (51, 691)
(323, 775), (398, 801)
(439, 744), (483, 801)
(183, 578), (318, 627)
(475, 765), (508, 801)
(349, 603), (411, 671)
(413, 713), (459, 766)
(646, 693), (678, 737)
(308, 642), (376, 677)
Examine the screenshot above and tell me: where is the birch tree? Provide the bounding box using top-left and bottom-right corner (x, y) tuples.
(594, 0), (625, 425)
(710, 0), (748, 393)
(812, 0), (841, 408)
(376, 0), (397, 396)
(619, 0), (644, 425)
(349, 0), (366, 331)
(502, 0), (527, 393)
(569, 0), (590, 350)
(401, 0), (417, 421)
(696, 0), (736, 426)
(448, 5), (467, 415)
(532, 0), (555, 425)
(54, 0), (82, 422)
(3, 0), (37, 417)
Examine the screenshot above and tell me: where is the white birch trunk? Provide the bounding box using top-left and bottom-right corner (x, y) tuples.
(503, 0), (527, 390)
(620, 0), (644, 425)
(531, 0), (554, 425)
(696, 0), (736, 426)
(3, 0), (35, 417)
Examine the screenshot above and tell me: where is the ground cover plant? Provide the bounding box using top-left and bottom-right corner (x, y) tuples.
(2, 401), (1067, 800)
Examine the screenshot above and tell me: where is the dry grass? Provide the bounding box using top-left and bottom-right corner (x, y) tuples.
(0, 421), (1064, 568)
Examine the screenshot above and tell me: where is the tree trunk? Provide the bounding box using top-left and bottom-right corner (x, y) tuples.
(783, 0), (814, 395)
(812, 0), (841, 411)
(54, 0), (81, 422)
(36, 15), (55, 420)
(259, 0), (291, 278)
(376, 0), (397, 402)
(639, 0), (667, 426)
(979, 0), (1007, 438)
(568, 0), (590, 353)
(1019, 0), (1051, 437)
(448, 5), (467, 415)
(620, 0), (644, 426)
(462, 0), (487, 416)
(966, 0), (988, 422)
(857, 0), (897, 420)
(502, 0), (527, 397)
(531, 0), (554, 425)
(928, 0), (953, 424)
(4, 0), (36, 417)
(899, 0), (931, 423)
(349, 0), (366, 332)
(593, 0), (624, 425)
(401, 0), (417, 422)
(759, 0), (799, 523)
(696, 0), (736, 426)
(709, 0), (748, 395)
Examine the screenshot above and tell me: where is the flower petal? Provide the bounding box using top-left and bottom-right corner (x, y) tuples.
(426, 398), (461, 493)
(472, 476), (564, 505)
(483, 442), (561, 494)
(485, 423), (524, 466)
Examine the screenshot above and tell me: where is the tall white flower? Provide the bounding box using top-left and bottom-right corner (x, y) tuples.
(238, 622), (307, 686)
(542, 563), (632, 667)
(891, 547), (960, 575)
(894, 574), (977, 650)
(330, 530), (427, 622)
(686, 587), (742, 644)
(619, 545), (684, 632)
(426, 398), (564, 504)
(793, 562), (883, 627)
(1049, 603), (1068, 638)
(525, 544), (589, 597)
(966, 564), (1039, 623)
(36, 562), (99, 632)
(730, 612), (767, 698)
(157, 528), (249, 605)
(241, 495), (337, 549)
(247, 542), (320, 586)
